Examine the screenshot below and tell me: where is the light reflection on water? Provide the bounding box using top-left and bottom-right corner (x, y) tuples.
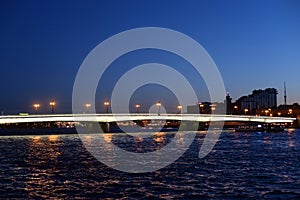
(24, 135), (63, 198)
(0, 130), (300, 198)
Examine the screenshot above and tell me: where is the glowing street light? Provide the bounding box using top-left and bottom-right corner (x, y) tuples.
(49, 101), (56, 114)
(210, 104), (216, 112)
(33, 104), (40, 114)
(198, 103), (204, 114)
(104, 101), (110, 113)
(278, 112), (282, 116)
(268, 108), (272, 116)
(265, 110), (269, 116)
(135, 104), (141, 113)
(85, 103), (91, 113)
(156, 101), (161, 115)
(234, 105), (238, 114)
(177, 105), (182, 114)
(288, 109), (293, 115)
(244, 108), (249, 115)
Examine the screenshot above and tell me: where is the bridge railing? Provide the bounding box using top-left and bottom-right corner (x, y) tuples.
(0, 113), (296, 124)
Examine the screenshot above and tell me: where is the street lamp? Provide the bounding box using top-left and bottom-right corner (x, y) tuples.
(278, 112), (282, 116)
(104, 101), (110, 113)
(49, 101), (55, 114)
(267, 108), (272, 116)
(177, 105), (182, 114)
(33, 104), (40, 114)
(288, 109), (293, 115)
(244, 108), (249, 115)
(265, 110), (269, 116)
(85, 103), (91, 113)
(234, 105), (238, 114)
(156, 101), (161, 115)
(135, 104), (140, 113)
(198, 103), (204, 114)
(211, 104), (216, 112)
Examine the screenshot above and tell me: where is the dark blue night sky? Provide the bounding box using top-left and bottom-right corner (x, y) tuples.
(0, 0), (300, 114)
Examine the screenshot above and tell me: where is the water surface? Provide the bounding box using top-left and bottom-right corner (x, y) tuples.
(0, 130), (300, 199)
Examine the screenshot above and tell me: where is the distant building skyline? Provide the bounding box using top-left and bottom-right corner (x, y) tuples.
(0, 85), (298, 115)
(186, 87), (298, 116)
(236, 88), (278, 113)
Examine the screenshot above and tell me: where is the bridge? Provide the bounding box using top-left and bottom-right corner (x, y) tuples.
(0, 113), (295, 124)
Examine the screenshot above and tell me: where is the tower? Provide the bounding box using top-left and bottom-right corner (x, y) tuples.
(225, 91), (233, 114)
(284, 81), (287, 105)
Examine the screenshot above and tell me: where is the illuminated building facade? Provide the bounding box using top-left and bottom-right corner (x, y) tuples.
(235, 88), (278, 114)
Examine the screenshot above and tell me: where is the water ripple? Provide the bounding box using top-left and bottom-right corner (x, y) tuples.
(0, 131), (300, 198)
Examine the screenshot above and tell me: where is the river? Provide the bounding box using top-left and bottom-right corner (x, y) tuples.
(0, 129), (300, 199)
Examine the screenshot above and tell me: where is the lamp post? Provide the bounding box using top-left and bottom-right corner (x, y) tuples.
(268, 108), (272, 116)
(234, 105), (238, 114)
(156, 101), (161, 115)
(135, 104), (140, 113)
(104, 101), (110, 113)
(244, 108), (249, 115)
(278, 112), (282, 116)
(210, 104), (216, 113)
(33, 104), (40, 114)
(85, 103), (91, 113)
(49, 101), (55, 114)
(198, 103), (204, 114)
(264, 109), (269, 116)
(177, 105), (182, 114)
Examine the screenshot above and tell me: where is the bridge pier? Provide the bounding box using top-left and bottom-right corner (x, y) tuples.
(179, 121), (199, 131)
(84, 122), (111, 133)
(296, 115), (300, 128)
(100, 122), (110, 133)
(197, 122), (207, 131)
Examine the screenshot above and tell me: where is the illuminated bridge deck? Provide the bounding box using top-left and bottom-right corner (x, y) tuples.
(0, 114), (296, 124)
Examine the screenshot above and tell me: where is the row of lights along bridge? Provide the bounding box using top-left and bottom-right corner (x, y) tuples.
(32, 101), (297, 117)
(33, 101), (56, 114)
(32, 101), (183, 115)
(239, 107), (293, 116)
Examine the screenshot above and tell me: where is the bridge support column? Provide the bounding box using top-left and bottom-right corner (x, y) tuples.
(86, 122), (100, 133)
(100, 122), (110, 133)
(179, 121), (199, 131)
(198, 122), (207, 131)
(296, 115), (300, 128)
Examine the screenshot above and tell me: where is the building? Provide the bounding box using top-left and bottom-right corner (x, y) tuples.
(235, 88), (278, 114)
(225, 93), (233, 114)
(186, 94), (230, 114)
(187, 102), (213, 114)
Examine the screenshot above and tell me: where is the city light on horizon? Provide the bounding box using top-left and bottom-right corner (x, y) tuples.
(265, 110), (269, 116)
